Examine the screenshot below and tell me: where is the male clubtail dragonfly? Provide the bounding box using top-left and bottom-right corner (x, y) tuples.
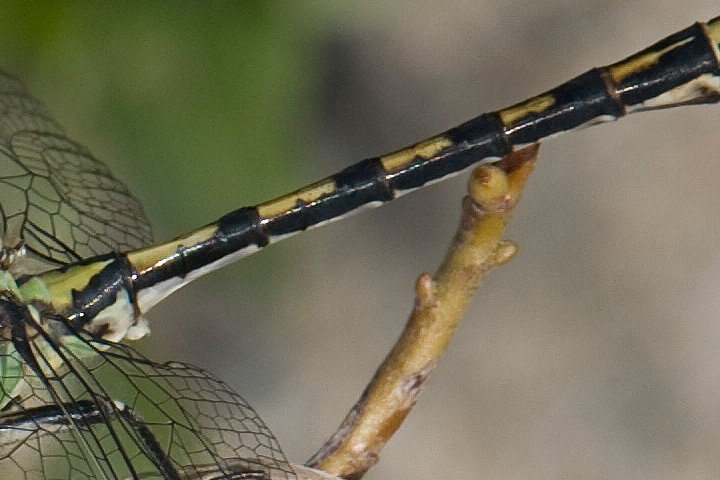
(0, 14), (719, 480)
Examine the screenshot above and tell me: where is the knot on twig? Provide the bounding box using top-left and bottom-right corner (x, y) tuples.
(467, 165), (511, 213)
(414, 273), (437, 309)
(493, 241), (518, 267)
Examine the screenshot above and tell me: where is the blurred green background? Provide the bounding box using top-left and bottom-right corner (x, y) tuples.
(2, 2), (720, 479)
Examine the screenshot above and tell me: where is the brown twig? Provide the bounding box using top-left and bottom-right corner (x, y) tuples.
(306, 145), (540, 479)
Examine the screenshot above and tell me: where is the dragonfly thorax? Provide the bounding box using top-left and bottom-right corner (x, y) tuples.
(0, 274), (78, 346)
(0, 291), (28, 342)
(0, 290), (71, 355)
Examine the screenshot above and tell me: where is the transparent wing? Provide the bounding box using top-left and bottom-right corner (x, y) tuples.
(0, 314), (294, 480)
(0, 70), (152, 274)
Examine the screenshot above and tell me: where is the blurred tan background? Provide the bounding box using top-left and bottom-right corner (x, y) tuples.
(2, 2), (720, 479)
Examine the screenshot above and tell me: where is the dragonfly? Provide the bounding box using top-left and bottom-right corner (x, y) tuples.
(0, 14), (719, 480)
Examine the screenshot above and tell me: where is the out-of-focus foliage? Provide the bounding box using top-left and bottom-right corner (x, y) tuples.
(0, 3), (317, 235)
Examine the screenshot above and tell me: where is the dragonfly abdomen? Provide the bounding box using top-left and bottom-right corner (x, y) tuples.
(33, 253), (145, 342)
(35, 17), (720, 338)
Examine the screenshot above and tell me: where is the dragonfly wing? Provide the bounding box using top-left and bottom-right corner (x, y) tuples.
(0, 70), (152, 274)
(0, 315), (295, 480)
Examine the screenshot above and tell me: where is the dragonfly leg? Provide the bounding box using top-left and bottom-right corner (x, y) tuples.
(0, 400), (113, 441)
